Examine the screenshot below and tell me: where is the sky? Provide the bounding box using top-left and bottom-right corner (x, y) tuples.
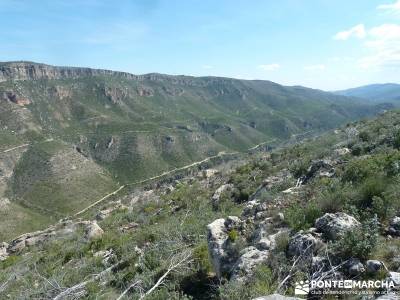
(1, 0), (399, 90)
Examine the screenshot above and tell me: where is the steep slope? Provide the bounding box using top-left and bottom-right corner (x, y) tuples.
(0, 61), (389, 239)
(1, 109), (400, 299)
(335, 83), (400, 103)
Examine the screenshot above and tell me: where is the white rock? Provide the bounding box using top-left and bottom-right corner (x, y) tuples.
(315, 212), (360, 240)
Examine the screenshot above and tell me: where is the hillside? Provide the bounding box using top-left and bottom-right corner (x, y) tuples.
(335, 83), (400, 103)
(1, 108), (400, 299)
(0, 61), (389, 240)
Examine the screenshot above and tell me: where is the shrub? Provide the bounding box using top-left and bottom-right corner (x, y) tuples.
(394, 131), (400, 149)
(228, 229), (239, 242)
(284, 201), (322, 231)
(359, 177), (387, 208)
(193, 242), (213, 272)
(359, 131), (370, 142)
(333, 217), (379, 260)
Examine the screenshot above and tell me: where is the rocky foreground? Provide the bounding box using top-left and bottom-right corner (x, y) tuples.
(1, 110), (400, 299)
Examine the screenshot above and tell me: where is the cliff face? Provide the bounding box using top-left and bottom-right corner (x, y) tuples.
(0, 62), (246, 87)
(0, 61), (140, 82)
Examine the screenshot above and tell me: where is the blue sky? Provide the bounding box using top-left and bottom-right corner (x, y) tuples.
(1, 0), (399, 90)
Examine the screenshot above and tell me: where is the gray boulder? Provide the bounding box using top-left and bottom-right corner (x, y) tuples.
(84, 221), (104, 240)
(288, 232), (323, 257)
(346, 258), (365, 276)
(207, 218), (239, 278)
(315, 212), (360, 240)
(366, 260), (384, 274)
(231, 246), (270, 282)
(0, 242), (9, 261)
(211, 184), (233, 208)
(389, 217), (400, 236)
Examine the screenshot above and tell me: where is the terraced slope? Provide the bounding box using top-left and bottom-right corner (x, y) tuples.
(0, 61), (390, 239)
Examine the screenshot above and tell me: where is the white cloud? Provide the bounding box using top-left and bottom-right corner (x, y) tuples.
(201, 65), (213, 69)
(377, 0), (400, 12)
(258, 63), (280, 71)
(333, 24), (366, 40)
(359, 24), (400, 69)
(304, 64), (326, 71)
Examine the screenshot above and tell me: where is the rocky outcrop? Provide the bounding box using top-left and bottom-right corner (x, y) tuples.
(231, 246), (270, 281)
(366, 260), (385, 274)
(388, 216), (400, 236)
(84, 221), (104, 240)
(287, 231), (323, 257)
(103, 86), (128, 104)
(207, 217), (240, 278)
(2, 220), (104, 259)
(249, 171), (292, 201)
(302, 159), (335, 183)
(207, 214), (288, 281)
(211, 184), (233, 208)
(96, 200), (127, 221)
(315, 212), (360, 240)
(0, 90), (31, 106)
(345, 258), (365, 276)
(0, 62), (139, 82)
(0, 242), (9, 261)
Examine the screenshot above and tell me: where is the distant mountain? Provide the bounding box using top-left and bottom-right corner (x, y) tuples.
(0, 61), (390, 239)
(335, 83), (400, 102)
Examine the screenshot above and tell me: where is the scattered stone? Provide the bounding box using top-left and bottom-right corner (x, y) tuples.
(303, 159), (335, 183)
(119, 222), (139, 233)
(201, 169), (219, 178)
(388, 272), (400, 287)
(211, 184), (233, 208)
(84, 221), (104, 240)
(94, 249), (116, 267)
(231, 246), (270, 281)
(388, 217), (400, 236)
(0, 242), (9, 261)
(315, 212), (360, 240)
(96, 200), (127, 221)
(366, 260), (384, 274)
(334, 148), (351, 156)
(288, 232), (323, 257)
(346, 258), (365, 276)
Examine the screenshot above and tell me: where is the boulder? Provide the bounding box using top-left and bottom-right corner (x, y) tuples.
(388, 272), (400, 287)
(201, 169), (219, 178)
(0, 242), (9, 261)
(7, 229), (56, 253)
(366, 260), (385, 274)
(345, 258), (365, 276)
(231, 246), (270, 281)
(287, 232), (323, 257)
(315, 213), (360, 240)
(255, 228), (289, 251)
(207, 218), (238, 278)
(84, 221), (104, 240)
(211, 184), (233, 208)
(388, 217), (400, 236)
(334, 148), (351, 156)
(94, 249), (116, 267)
(96, 200), (127, 221)
(303, 159), (335, 183)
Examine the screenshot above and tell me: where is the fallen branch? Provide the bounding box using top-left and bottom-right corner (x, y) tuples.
(116, 280), (142, 300)
(140, 250), (192, 299)
(53, 261), (123, 300)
